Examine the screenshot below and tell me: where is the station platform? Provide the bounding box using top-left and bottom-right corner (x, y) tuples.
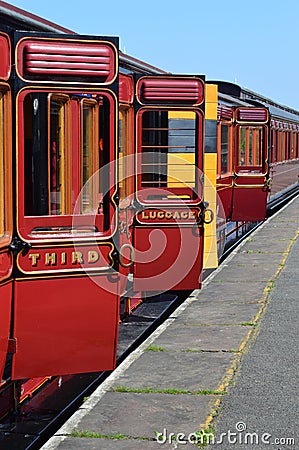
(41, 196), (299, 450)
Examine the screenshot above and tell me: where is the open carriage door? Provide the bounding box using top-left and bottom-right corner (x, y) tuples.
(133, 75), (207, 292)
(118, 75), (135, 289)
(0, 30), (13, 381)
(231, 107), (270, 222)
(11, 31), (119, 379)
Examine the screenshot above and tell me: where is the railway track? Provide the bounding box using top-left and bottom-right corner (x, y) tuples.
(0, 189), (298, 450)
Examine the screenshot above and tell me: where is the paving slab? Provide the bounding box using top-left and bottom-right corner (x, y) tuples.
(176, 302), (261, 325)
(216, 261), (282, 282)
(153, 323), (250, 351)
(55, 436), (200, 449)
(76, 391), (213, 439)
(112, 351), (234, 391)
(196, 281), (267, 304)
(54, 437), (165, 449)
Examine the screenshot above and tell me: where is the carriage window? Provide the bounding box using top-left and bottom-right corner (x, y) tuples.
(81, 99), (100, 213)
(220, 124), (230, 173)
(49, 95), (70, 215)
(119, 107), (132, 203)
(24, 93), (70, 216)
(238, 126), (263, 166)
(140, 110), (200, 200)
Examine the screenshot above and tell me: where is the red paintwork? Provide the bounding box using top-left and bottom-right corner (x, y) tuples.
(20, 377), (51, 401)
(137, 77), (204, 105)
(0, 33), (10, 80)
(0, 282), (12, 380)
(12, 276), (119, 379)
(217, 178), (233, 220)
(133, 226), (203, 291)
(218, 104), (233, 120)
(17, 39), (117, 83)
(269, 160), (299, 199)
(236, 107), (268, 123)
(231, 173), (268, 222)
(119, 74), (134, 104)
(17, 244), (113, 274)
(0, 249), (13, 281)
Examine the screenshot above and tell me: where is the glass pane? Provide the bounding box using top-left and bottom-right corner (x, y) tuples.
(50, 98), (66, 215)
(221, 125), (229, 173)
(238, 127), (246, 166)
(238, 126), (263, 166)
(141, 110), (198, 198)
(81, 100), (99, 214)
(24, 93), (69, 216)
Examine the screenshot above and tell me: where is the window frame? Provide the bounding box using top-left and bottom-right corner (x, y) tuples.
(0, 83), (12, 248)
(235, 123), (268, 174)
(135, 107), (204, 205)
(217, 121), (233, 176)
(17, 88), (117, 242)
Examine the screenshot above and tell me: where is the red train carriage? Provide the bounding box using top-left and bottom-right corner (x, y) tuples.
(268, 113), (299, 205)
(0, 29), (13, 384)
(131, 75), (208, 292)
(0, 29), (120, 382)
(211, 81), (299, 218)
(208, 82), (270, 222)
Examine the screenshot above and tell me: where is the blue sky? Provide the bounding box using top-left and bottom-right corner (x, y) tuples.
(6, 0), (299, 109)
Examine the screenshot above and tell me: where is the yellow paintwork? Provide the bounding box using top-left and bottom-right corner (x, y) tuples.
(203, 150), (218, 269)
(205, 84), (218, 121)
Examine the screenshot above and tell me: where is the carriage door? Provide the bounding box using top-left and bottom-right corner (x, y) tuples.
(0, 31), (13, 380)
(231, 107), (269, 222)
(11, 32), (119, 379)
(133, 76), (206, 292)
(118, 75), (135, 297)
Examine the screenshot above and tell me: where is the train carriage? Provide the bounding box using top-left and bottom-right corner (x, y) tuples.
(0, 2), (299, 421)
(0, 27), (121, 381)
(210, 81), (299, 219)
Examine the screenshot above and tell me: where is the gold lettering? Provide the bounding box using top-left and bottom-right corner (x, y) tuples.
(61, 252), (67, 265)
(149, 211), (157, 219)
(141, 211), (149, 219)
(29, 253), (40, 267)
(72, 251), (84, 264)
(157, 211), (165, 219)
(181, 211), (188, 219)
(189, 211), (196, 219)
(45, 252), (56, 266)
(88, 250), (99, 263)
(173, 211), (180, 219)
(165, 211), (173, 219)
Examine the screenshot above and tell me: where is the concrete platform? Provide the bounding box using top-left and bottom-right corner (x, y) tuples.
(41, 195), (299, 450)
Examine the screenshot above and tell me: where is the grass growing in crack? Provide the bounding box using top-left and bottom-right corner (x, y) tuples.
(195, 427), (216, 447)
(145, 345), (167, 352)
(266, 279), (275, 292)
(70, 431), (130, 439)
(241, 321), (257, 327)
(112, 386), (226, 395)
